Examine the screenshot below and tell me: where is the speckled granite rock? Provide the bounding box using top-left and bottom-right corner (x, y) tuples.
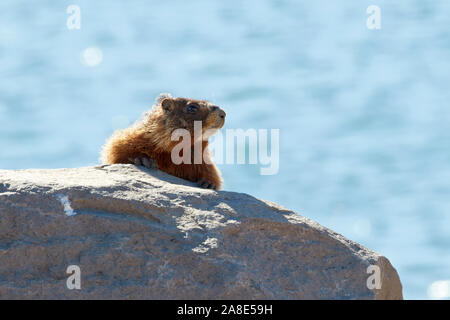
(0, 164), (402, 299)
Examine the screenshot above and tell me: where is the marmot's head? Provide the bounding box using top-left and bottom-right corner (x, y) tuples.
(143, 94), (226, 151)
(158, 94), (225, 132)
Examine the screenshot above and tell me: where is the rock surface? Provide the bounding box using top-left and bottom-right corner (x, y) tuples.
(0, 165), (402, 299)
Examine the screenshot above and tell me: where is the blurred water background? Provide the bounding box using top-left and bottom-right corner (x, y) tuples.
(1, 0), (449, 299)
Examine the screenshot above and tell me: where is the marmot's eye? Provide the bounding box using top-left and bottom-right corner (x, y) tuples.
(187, 104), (199, 113)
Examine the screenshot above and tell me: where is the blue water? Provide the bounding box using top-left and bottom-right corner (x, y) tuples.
(1, 0), (449, 299)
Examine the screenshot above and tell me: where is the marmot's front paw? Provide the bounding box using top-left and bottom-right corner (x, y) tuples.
(130, 156), (158, 169)
(198, 179), (217, 190)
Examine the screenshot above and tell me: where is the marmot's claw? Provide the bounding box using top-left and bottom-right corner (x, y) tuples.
(198, 179), (216, 190)
(130, 156), (157, 169)
(133, 157), (142, 166)
(141, 157), (155, 169)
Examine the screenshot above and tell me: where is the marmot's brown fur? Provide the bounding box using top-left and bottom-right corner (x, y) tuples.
(100, 94), (226, 190)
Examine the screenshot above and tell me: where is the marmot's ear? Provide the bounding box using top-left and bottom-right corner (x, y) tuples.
(160, 98), (173, 112)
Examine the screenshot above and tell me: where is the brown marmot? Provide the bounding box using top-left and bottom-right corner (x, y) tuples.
(100, 94), (226, 190)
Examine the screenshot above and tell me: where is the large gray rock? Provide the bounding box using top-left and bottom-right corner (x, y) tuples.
(0, 165), (402, 299)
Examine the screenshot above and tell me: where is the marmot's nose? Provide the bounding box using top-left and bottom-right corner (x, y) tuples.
(211, 106), (226, 119)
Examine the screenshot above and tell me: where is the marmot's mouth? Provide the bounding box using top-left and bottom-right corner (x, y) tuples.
(205, 110), (226, 130)
(215, 118), (225, 129)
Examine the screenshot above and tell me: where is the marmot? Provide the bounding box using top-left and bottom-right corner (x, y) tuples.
(100, 94), (226, 190)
